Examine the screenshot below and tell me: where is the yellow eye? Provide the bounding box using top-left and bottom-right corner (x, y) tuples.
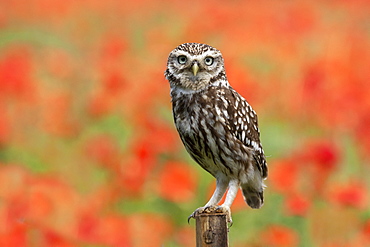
(177, 55), (187, 64)
(204, 57), (214, 66)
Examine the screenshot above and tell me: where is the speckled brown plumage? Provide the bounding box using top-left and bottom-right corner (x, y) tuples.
(165, 43), (268, 223)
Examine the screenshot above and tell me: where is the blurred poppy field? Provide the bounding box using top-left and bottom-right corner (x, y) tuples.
(0, 0), (369, 246)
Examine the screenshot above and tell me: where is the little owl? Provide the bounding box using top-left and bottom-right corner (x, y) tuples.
(165, 43), (268, 224)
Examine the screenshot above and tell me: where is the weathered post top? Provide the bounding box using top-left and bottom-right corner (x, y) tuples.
(195, 212), (229, 247)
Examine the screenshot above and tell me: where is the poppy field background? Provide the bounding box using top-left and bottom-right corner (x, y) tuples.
(0, 0), (369, 246)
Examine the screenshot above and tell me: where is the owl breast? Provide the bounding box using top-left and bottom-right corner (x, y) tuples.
(171, 86), (254, 180)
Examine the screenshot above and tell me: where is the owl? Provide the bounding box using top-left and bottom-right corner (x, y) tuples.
(165, 43), (268, 224)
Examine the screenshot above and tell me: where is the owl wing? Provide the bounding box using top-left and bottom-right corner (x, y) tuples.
(217, 87), (268, 178)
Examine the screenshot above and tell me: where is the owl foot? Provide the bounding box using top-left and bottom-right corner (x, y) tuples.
(187, 205), (233, 226)
(187, 206), (206, 223)
(188, 205), (217, 223)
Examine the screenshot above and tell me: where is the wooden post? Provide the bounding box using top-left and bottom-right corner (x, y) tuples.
(195, 212), (229, 247)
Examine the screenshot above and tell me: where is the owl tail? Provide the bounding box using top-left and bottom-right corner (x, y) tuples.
(241, 185), (264, 209)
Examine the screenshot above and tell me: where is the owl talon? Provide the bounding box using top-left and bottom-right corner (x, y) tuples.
(188, 205), (233, 226)
(187, 214), (194, 224)
(187, 208), (200, 224)
(188, 206), (206, 223)
(203, 205), (218, 213)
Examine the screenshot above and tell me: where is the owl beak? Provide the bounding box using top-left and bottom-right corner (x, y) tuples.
(192, 63), (199, 76)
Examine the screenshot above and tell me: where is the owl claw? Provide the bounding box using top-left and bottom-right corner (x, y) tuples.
(187, 212), (195, 224)
(187, 205), (233, 227)
(187, 206), (207, 223)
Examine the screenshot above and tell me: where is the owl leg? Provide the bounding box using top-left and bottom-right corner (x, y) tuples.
(215, 179), (239, 225)
(204, 175), (229, 207)
(187, 175), (229, 223)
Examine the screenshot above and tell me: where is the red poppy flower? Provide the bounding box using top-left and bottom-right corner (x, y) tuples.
(269, 159), (299, 194)
(261, 225), (299, 247)
(284, 194), (310, 217)
(158, 161), (197, 203)
(329, 181), (368, 209)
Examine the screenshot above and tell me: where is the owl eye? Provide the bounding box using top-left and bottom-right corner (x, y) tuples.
(177, 55), (187, 64)
(204, 57), (214, 66)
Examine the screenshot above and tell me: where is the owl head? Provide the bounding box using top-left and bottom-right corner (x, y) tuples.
(165, 43), (227, 92)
